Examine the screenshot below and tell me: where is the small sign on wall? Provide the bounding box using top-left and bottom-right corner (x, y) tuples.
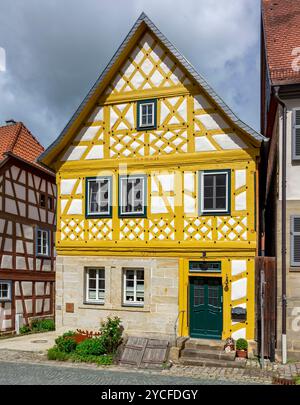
(66, 303), (74, 313)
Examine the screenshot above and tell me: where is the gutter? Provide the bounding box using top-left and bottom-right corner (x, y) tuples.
(273, 86), (287, 365)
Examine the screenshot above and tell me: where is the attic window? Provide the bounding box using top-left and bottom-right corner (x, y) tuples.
(137, 99), (157, 130)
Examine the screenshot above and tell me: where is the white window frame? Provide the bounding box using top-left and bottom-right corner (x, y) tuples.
(85, 267), (105, 304)
(200, 171), (229, 214)
(36, 228), (50, 257)
(119, 175), (146, 217)
(123, 268), (144, 306)
(139, 101), (155, 128)
(0, 280), (12, 302)
(292, 108), (300, 160)
(86, 177), (112, 217)
(291, 215), (300, 267)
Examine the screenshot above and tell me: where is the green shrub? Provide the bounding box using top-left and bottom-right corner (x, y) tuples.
(47, 347), (70, 361)
(76, 338), (106, 356)
(99, 316), (123, 354)
(236, 338), (248, 351)
(31, 318), (55, 332)
(97, 354), (113, 365)
(19, 325), (31, 334)
(55, 331), (77, 353)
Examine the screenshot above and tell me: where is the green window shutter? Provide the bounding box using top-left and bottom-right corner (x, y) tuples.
(293, 109), (300, 160)
(291, 216), (300, 266)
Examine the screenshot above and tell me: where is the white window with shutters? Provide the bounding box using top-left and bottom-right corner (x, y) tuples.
(291, 216), (300, 267)
(292, 108), (300, 160)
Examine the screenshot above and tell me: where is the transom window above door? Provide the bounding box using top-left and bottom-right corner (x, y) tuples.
(199, 170), (230, 215)
(119, 175), (146, 217)
(137, 99), (157, 130)
(86, 177), (112, 217)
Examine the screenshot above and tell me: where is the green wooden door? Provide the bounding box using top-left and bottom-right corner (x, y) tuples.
(189, 277), (223, 339)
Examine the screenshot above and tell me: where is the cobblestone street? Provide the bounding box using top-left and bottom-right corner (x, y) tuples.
(0, 350), (274, 385)
(0, 360), (268, 385)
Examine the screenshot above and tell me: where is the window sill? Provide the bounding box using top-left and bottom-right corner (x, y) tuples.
(289, 267), (300, 272)
(78, 304), (150, 312)
(122, 303), (144, 308)
(83, 301), (104, 306)
(200, 211), (231, 216)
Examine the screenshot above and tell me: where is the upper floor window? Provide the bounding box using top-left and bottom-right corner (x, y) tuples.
(199, 170), (230, 215)
(292, 108), (300, 160)
(137, 99), (157, 130)
(0, 281), (12, 302)
(86, 177), (112, 218)
(119, 175), (146, 217)
(40, 193), (46, 208)
(291, 216), (300, 267)
(36, 228), (50, 257)
(48, 196), (54, 211)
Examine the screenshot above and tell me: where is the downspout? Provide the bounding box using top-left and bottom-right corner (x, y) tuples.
(273, 86), (287, 365)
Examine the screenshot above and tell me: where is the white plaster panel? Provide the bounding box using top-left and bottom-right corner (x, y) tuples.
(23, 225), (33, 240)
(235, 169), (246, 190)
(177, 99), (187, 121)
(11, 166), (20, 180)
(212, 134), (246, 150)
(67, 199), (83, 215)
(22, 281), (32, 296)
(60, 199), (68, 214)
(35, 282), (45, 296)
(60, 179), (76, 195)
(125, 105), (134, 127)
(231, 278), (247, 301)
(151, 197), (168, 213)
(195, 136), (216, 152)
(235, 191), (247, 211)
(184, 172), (194, 192)
(85, 145), (104, 160)
(5, 198), (18, 215)
(25, 299), (33, 314)
(35, 299), (43, 314)
(198, 113), (227, 130)
(15, 184), (26, 200)
(16, 256), (26, 270)
(184, 195), (195, 213)
(75, 126), (100, 142)
(4, 238), (13, 252)
(157, 174), (174, 192)
(1, 255), (12, 268)
(231, 328), (246, 340)
(61, 146), (87, 161)
(75, 181), (82, 194)
(231, 260), (247, 276)
(44, 299), (50, 312)
(5, 180), (13, 196)
(16, 240), (24, 254)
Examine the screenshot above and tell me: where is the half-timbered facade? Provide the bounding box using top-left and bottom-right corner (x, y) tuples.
(40, 14), (265, 341)
(0, 122), (56, 333)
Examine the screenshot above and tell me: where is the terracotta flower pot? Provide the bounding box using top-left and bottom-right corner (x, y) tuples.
(236, 349), (248, 358)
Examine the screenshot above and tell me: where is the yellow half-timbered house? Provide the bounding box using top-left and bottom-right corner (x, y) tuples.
(40, 13), (266, 342)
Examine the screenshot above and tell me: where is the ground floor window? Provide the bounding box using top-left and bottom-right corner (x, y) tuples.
(0, 281), (12, 302)
(85, 268), (105, 303)
(123, 269), (144, 306)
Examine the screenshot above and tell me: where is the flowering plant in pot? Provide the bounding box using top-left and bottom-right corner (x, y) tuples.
(235, 338), (248, 358)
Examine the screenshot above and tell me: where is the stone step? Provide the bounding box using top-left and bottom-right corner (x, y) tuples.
(179, 357), (247, 369)
(181, 348), (236, 362)
(184, 338), (225, 351)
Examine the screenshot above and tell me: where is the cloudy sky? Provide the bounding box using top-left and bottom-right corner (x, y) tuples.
(0, 0), (261, 148)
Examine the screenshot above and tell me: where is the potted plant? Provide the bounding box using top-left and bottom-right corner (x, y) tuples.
(235, 338), (248, 358)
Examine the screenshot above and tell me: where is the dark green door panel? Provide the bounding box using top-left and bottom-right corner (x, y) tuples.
(189, 277), (223, 339)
